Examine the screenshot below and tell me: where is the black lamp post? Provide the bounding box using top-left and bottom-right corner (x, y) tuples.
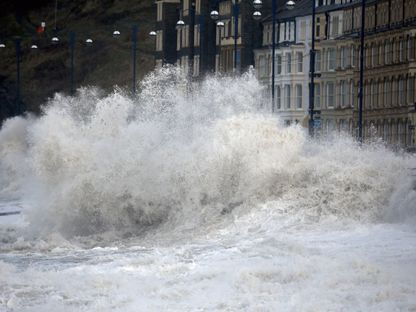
(217, 21), (225, 72)
(69, 32), (75, 95)
(309, 0), (316, 136)
(15, 37), (21, 115)
(358, 0), (366, 142)
(67, 32), (94, 96)
(131, 25), (139, 94)
(232, 0), (239, 73)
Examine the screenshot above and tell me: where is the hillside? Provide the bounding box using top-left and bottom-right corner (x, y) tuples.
(0, 0), (156, 121)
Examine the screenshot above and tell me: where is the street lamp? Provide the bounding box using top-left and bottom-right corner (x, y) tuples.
(0, 43), (6, 48)
(286, 0), (295, 10)
(253, 11), (262, 21)
(51, 36), (60, 44)
(149, 31), (157, 37)
(112, 30), (121, 37)
(210, 10), (219, 21)
(271, 0), (295, 113)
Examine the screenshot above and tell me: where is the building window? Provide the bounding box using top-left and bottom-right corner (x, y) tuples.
(300, 20), (306, 40)
(326, 82), (335, 108)
(340, 46), (346, 69)
(371, 81), (376, 109)
(331, 16), (339, 37)
(350, 80), (355, 108)
(378, 43), (383, 65)
(277, 55), (282, 74)
(399, 78), (405, 106)
(385, 40), (392, 64)
(400, 39), (405, 62)
(384, 79), (391, 107)
(183, 0), (189, 15)
(194, 25), (200, 47)
(297, 52), (303, 72)
(286, 52), (292, 73)
(193, 56), (200, 77)
(316, 17), (321, 38)
(408, 76), (415, 104)
(371, 44), (377, 67)
(285, 84), (291, 109)
(315, 83), (321, 109)
(345, 46), (351, 68)
(177, 29), (181, 51)
(378, 81), (383, 108)
(340, 80), (347, 108)
(315, 50), (322, 72)
(259, 55), (267, 77)
(352, 46), (357, 68)
(328, 48), (336, 71)
(156, 30), (163, 52)
(393, 39), (399, 63)
(296, 84), (302, 109)
(276, 86), (281, 109)
(157, 2), (163, 21)
(408, 36), (415, 60)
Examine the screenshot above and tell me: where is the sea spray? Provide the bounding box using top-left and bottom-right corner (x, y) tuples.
(0, 66), (414, 240)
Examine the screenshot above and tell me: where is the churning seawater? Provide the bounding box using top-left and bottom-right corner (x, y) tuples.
(0, 67), (415, 311)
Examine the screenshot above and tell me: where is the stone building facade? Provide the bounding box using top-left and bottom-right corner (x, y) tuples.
(153, 0), (416, 149)
(253, 0), (416, 149)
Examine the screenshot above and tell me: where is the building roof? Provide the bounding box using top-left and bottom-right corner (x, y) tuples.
(262, 0), (377, 23)
(261, 0), (314, 22)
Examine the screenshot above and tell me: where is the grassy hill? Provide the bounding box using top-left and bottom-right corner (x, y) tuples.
(0, 0), (156, 121)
